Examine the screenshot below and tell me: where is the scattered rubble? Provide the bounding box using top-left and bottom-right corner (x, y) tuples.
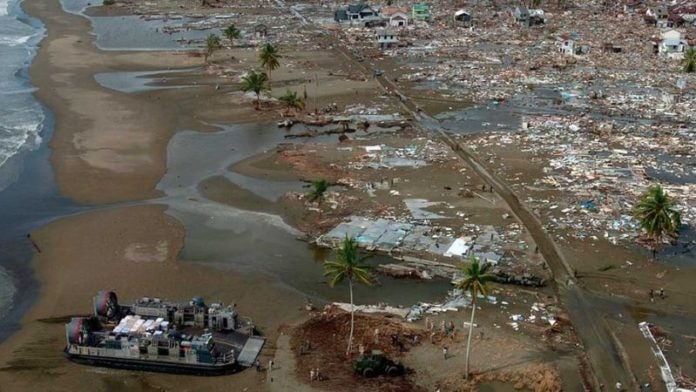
(466, 116), (696, 247)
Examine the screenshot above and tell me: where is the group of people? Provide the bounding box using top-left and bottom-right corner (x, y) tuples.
(648, 288), (666, 302)
(309, 367), (324, 381)
(255, 359), (275, 382)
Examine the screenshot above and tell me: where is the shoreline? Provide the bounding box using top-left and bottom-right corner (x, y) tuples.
(24, 0), (197, 205)
(0, 1), (319, 390)
(0, 0), (278, 390)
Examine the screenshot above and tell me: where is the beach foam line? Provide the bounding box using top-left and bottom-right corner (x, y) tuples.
(0, 34), (31, 46)
(0, 115), (44, 168)
(0, 0), (9, 16)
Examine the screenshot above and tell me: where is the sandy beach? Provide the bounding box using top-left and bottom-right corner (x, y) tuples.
(0, 0), (303, 390)
(0, 0), (408, 390)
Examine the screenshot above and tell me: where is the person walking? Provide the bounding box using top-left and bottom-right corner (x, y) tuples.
(443, 346), (448, 360)
(649, 289), (654, 302)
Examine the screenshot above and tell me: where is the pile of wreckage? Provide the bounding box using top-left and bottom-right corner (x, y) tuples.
(333, 289), (565, 338)
(316, 216), (546, 287)
(469, 116), (696, 245)
(327, 0), (696, 121)
(343, 140), (453, 171)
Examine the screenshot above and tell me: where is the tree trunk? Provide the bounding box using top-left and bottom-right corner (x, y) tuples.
(465, 297), (477, 379)
(347, 278), (354, 356)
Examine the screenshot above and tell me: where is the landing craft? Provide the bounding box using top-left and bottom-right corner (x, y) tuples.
(64, 292), (265, 375)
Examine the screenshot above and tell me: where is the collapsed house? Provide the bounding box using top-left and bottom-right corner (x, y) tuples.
(513, 6), (545, 27)
(453, 9), (472, 27)
(558, 35), (589, 56)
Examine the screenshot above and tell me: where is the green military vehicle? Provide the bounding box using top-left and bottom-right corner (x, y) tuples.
(353, 350), (405, 377)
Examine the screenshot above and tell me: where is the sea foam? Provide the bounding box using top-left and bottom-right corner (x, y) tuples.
(0, 0), (45, 175)
(0, 0), (9, 16)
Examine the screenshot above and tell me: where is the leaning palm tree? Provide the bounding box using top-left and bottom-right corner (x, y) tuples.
(279, 89), (306, 114)
(240, 70), (269, 108)
(633, 184), (681, 260)
(308, 179), (328, 203)
(682, 47), (696, 73)
(323, 236), (372, 356)
(204, 34), (222, 63)
(455, 256), (495, 380)
(224, 24), (241, 47)
(259, 43), (281, 88)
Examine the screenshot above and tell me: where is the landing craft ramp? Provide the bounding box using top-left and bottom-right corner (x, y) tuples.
(236, 336), (265, 367)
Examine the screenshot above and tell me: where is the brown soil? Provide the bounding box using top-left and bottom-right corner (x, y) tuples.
(290, 309), (427, 392)
(440, 363), (562, 392)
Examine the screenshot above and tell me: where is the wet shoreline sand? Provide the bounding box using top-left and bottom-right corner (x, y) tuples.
(0, 0), (305, 390)
(0, 0), (414, 390)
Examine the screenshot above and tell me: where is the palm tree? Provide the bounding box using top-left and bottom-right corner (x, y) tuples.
(224, 24), (241, 47)
(240, 70), (269, 108)
(279, 89), (305, 114)
(454, 256), (495, 380)
(259, 43), (281, 88)
(308, 179), (328, 203)
(683, 48), (696, 73)
(323, 236), (373, 356)
(204, 34), (222, 63)
(633, 185), (681, 260)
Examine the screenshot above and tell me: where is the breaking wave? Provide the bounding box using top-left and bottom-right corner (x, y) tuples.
(0, 0), (45, 185)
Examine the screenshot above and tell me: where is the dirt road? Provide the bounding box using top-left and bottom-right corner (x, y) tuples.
(330, 32), (633, 392)
(280, 4), (649, 389)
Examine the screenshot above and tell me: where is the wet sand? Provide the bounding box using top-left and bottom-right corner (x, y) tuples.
(0, 204), (308, 391)
(0, 0), (406, 390)
(25, 0), (203, 204)
(0, 0), (308, 390)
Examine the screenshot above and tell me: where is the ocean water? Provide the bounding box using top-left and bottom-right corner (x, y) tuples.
(0, 0), (50, 339)
(0, 0), (45, 191)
